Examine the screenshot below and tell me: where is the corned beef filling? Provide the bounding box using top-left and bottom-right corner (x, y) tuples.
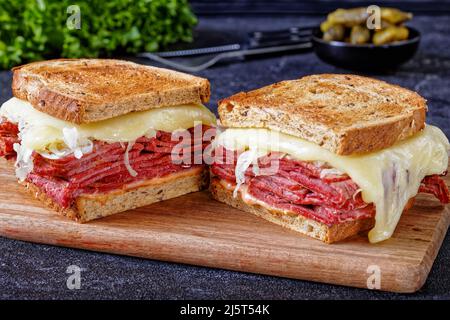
(0, 120), (19, 159)
(212, 147), (450, 226)
(0, 120), (212, 208)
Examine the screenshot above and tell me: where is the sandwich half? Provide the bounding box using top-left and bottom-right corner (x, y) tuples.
(211, 74), (450, 243)
(0, 59), (216, 222)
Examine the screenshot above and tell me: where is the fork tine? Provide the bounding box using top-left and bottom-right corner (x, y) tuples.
(249, 38), (312, 49)
(137, 42), (312, 73)
(156, 44), (241, 58)
(250, 25), (315, 40)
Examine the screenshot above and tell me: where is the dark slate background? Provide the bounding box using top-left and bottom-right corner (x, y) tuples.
(191, 0), (450, 14)
(1, 8), (450, 299)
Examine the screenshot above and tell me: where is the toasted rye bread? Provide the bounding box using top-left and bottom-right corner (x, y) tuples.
(210, 177), (415, 243)
(218, 74), (426, 155)
(21, 167), (208, 222)
(12, 59), (210, 124)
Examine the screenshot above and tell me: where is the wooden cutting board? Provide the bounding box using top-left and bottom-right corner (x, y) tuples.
(0, 160), (449, 293)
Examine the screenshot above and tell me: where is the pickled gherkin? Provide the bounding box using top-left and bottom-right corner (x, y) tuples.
(373, 26), (409, 45)
(350, 25), (370, 44)
(323, 25), (345, 42)
(380, 20), (395, 29)
(380, 7), (413, 24)
(321, 7), (413, 45)
(320, 20), (334, 32)
(327, 8), (369, 27)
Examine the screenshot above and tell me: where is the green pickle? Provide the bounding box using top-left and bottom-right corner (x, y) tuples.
(379, 20), (394, 29)
(373, 26), (409, 45)
(323, 24), (345, 42)
(327, 8), (369, 27)
(350, 25), (371, 44)
(320, 20), (333, 32)
(322, 7), (413, 45)
(380, 7), (413, 24)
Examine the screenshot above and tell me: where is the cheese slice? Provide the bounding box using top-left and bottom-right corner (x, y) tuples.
(0, 97), (216, 151)
(0, 97), (216, 181)
(215, 126), (450, 243)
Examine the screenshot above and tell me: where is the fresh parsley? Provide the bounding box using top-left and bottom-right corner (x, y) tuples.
(0, 0), (197, 69)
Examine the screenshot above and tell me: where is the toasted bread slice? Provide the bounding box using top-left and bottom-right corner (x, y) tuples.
(210, 177), (415, 243)
(12, 59), (210, 124)
(21, 167), (208, 222)
(218, 74), (426, 155)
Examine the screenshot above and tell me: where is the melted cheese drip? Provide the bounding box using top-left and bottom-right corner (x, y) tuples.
(215, 126), (450, 243)
(0, 97), (216, 151)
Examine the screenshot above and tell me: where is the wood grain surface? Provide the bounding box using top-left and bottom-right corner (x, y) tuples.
(0, 161), (449, 293)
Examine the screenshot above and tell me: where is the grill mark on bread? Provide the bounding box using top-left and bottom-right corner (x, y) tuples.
(218, 74), (426, 155)
(12, 59), (210, 124)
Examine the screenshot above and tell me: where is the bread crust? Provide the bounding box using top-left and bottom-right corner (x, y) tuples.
(21, 167), (208, 222)
(12, 59), (210, 124)
(218, 74), (426, 155)
(210, 177), (415, 243)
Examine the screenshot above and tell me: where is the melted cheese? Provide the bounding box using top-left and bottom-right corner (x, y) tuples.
(0, 97), (216, 151)
(215, 126), (450, 243)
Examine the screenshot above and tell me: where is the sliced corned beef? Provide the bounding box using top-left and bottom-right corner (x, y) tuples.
(212, 146), (450, 226)
(0, 120), (213, 208)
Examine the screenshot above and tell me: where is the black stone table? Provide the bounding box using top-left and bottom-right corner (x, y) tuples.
(1, 15), (450, 299)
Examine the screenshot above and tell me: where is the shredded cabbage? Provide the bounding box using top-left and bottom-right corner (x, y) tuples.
(12, 117), (34, 181)
(62, 127), (93, 159)
(353, 189), (363, 201)
(39, 128), (93, 160)
(13, 143), (33, 181)
(234, 149), (258, 198)
(319, 167), (345, 179)
(233, 148), (282, 197)
(124, 141), (138, 177)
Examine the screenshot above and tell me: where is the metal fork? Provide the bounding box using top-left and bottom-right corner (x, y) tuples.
(137, 42), (312, 73)
(137, 26), (314, 72)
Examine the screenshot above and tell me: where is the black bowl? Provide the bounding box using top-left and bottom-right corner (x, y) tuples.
(312, 27), (420, 71)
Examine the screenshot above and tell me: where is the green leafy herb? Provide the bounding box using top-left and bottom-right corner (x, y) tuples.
(0, 0), (197, 69)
